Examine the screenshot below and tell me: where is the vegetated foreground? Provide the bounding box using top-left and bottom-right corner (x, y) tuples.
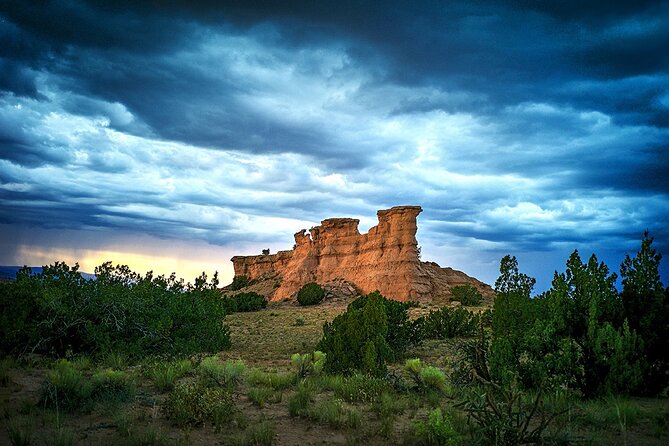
(1, 233), (668, 445)
(1, 301), (667, 445)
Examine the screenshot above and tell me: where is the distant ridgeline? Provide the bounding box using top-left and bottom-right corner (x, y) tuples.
(0, 266), (96, 282)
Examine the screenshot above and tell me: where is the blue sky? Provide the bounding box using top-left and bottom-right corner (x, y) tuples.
(0, 1), (667, 291)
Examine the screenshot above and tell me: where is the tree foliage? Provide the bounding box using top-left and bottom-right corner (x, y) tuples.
(317, 292), (393, 376)
(486, 243), (659, 397)
(0, 261), (231, 359)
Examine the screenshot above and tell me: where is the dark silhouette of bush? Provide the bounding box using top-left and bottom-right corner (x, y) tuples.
(297, 282), (325, 306)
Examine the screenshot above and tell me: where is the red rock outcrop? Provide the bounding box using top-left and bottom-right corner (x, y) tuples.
(231, 206), (493, 302)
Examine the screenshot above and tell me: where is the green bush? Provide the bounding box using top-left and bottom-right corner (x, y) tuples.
(228, 275), (250, 291)
(317, 292), (391, 376)
(450, 284), (483, 306)
(413, 307), (480, 341)
(223, 292), (267, 313)
(348, 291), (414, 360)
(0, 262), (231, 359)
(163, 381), (235, 427)
(412, 408), (461, 446)
(297, 282), (325, 306)
(620, 232), (669, 395)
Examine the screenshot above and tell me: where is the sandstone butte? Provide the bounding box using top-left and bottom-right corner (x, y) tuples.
(230, 205), (494, 302)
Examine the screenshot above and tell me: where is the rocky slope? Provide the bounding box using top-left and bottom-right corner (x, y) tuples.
(230, 206), (494, 302)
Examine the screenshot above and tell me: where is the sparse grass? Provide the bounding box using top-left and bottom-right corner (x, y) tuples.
(247, 386), (283, 408)
(125, 426), (171, 446)
(39, 360), (94, 412)
(50, 427), (75, 446)
(198, 357), (246, 389)
(373, 392), (407, 437)
(318, 373), (391, 402)
(5, 417), (33, 446)
(306, 398), (361, 429)
(98, 351), (127, 370)
(229, 419), (275, 446)
(247, 369), (295, 390)
(0, 357), (15, 386)
(288, 382), (314, 417)
(147, 359), (192, 391)
(91, 368), (135, 405)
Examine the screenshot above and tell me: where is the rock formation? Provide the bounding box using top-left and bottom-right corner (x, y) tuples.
(231, 206), (493, 302)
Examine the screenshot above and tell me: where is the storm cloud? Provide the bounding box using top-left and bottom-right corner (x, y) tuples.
(0, 0), (667, 288)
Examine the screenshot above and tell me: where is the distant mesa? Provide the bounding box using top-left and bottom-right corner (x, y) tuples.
(229, 206), (493, 303)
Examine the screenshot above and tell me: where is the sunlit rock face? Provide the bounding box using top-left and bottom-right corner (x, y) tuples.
(231, 206), (493, 302)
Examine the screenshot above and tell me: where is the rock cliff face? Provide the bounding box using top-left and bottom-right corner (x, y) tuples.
(231, 206), (493, 302)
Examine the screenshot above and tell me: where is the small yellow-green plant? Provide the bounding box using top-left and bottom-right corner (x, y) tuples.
(290, 351), (325, 378)
(405, 358), (446, 393)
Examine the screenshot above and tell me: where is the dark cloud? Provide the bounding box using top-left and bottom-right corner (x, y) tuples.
(0, 0), (668, 286)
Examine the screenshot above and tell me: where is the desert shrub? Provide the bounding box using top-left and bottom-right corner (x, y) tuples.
(223, 291), (267, 313)
(0, 262), (231, 359)
(164, 381), (235, 427)
(450, 284), (483, 306)
(147, 359), (192, 391)
(317, 292), (391, 376)
(91, 368), (135, 404)
(39, 360), (94, 412)
(297, 282), (325, 306)
(294, 315), (305, 326)
(198, 357), (246, 389)
(228, 275), (250, 291)
(348, 291), (413, 360)
(411, 408), (461, 446)
(457, 378), (559, 446)
(291, 351), (325, 378)
(414, 307), (480, 341)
